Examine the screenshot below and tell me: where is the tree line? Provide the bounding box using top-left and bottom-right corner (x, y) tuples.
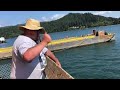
(0, 13), (120, 39)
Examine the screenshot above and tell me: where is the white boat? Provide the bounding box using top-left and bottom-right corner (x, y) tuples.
(0, 37), (5, 43)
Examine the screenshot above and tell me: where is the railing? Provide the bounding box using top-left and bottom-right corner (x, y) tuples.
(0, 54), (74, 79)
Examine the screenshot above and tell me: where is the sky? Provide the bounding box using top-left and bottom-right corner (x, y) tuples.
(0, 11), (120, 27)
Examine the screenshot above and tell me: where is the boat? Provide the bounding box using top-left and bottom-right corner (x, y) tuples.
(0, 56), (74, 79)
(47, 30), (115, 51)
(0, 37), (5, 44)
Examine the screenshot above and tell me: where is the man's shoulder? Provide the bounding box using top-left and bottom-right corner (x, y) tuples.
(14, 35), (36, 46)
(17, 35), (34, 42)
(18, 35), (30, 39)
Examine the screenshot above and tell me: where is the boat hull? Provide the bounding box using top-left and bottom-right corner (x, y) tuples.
(47, 34), (115, 51)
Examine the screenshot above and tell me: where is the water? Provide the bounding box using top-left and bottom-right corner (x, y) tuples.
(0, 37), (16, 48)
(54, 24), (120, 79)
(0, 24), (120, 79)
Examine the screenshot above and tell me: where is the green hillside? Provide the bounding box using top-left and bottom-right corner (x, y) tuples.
(0, 13), (120, 39)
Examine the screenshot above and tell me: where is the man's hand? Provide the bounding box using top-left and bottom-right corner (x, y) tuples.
(56, 61), (62, 68)
(42, 33), (52, 44)
(45, 49), (62, 68)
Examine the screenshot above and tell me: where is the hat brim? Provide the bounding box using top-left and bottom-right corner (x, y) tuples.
(19, 26), (46, 34)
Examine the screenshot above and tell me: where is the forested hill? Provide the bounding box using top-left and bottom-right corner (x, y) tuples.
(0, 13), (120, 39)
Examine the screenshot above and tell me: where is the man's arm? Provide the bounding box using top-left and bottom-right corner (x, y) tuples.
(45, 49), (61, 68)
(23, 33), (51, 62)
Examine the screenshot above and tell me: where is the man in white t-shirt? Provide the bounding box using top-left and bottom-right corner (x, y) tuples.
(10, 18), (61, 79)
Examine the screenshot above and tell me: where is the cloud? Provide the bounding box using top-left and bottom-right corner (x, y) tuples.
(50, 14), (65, 20)
(93, 11), (112, 15)
(41, 14), (65, 22)
(41, 17), (49, 22)
(0, 24), (2, 27)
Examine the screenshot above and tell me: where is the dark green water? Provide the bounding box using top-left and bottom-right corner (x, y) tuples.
(54, 24), (120, 79)
(0, 24), (120, 79)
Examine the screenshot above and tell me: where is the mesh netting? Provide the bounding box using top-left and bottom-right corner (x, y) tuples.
(0, 59), (11, 79)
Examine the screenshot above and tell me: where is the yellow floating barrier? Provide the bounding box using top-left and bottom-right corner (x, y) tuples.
(0, 47), (12, 53)
(0, 35), (95, 53)
(48, 35), (95, 45)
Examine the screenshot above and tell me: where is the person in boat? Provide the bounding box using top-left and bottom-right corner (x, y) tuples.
(92, 30), (96, 35)
(10, 18), (61, 79)
(92, 30), (99, 36)
(104, 31), (108, 35)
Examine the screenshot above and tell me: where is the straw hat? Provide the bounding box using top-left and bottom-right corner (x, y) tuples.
(19, 18), (45, 33)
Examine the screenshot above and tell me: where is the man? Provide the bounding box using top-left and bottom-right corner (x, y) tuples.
(10, 18), (61, 79)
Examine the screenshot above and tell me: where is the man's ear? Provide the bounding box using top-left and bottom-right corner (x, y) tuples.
(39, 29), (46, 34)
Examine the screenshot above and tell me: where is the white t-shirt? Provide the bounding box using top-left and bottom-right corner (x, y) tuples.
(10, 35), (48, 79)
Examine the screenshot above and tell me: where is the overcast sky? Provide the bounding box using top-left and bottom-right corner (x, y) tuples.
(0, 11), (119, 27)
